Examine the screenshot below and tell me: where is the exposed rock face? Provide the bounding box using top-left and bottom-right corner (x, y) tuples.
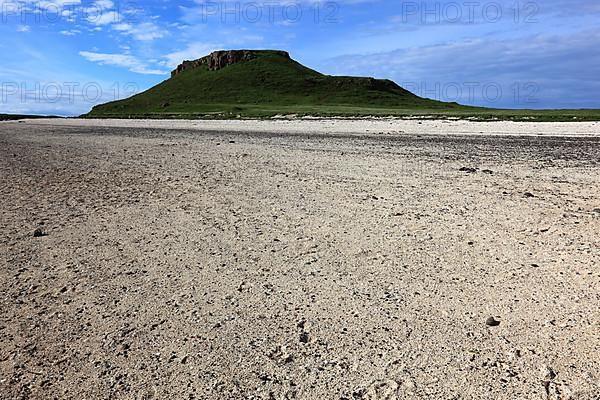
(171, 50), (290, 77)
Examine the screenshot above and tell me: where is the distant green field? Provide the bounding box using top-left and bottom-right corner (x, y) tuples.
(86, 51), (600, 122)
(0, 114), (56, 121)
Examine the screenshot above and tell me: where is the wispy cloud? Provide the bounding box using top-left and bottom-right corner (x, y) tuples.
(79, 1), (165, 41)
(113, 22), (166, 41)
(59, 29), (81, 35)
(323, 29), (600, 108)
(79, 51), (167, 75)
(86, 10), (121, 25)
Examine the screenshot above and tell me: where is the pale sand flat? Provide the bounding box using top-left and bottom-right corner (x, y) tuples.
(14, 117), (600, 137)
(1, 121), (598, 399)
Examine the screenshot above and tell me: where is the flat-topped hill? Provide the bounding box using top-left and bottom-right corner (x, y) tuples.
(86, 50), (464, 118)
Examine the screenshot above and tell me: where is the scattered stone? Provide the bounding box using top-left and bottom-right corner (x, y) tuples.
(268, 346), (294, 365)
(482, 169), (494, 174)
(593, 208), (600, 213)
(237, 281), (248, 292)
(33, 228), (45, 238)
(486, 317), (501, 327)
(363, 379), (399, 400)
(459, 167), (477, 173)
(524, 192), (535, 198)
(299, 332), (309, 343)
(514, 349), (522, 358)
(542, 366), (557, 380)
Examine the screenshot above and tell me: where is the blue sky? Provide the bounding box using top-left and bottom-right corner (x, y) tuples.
(1, 0), (599, 115)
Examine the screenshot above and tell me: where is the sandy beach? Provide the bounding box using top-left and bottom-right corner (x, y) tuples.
(1, 119), (599, 399)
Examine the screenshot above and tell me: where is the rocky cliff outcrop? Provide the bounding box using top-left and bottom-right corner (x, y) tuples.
(171, 50), (290, 77)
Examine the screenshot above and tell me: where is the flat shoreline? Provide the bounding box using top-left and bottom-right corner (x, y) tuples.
(11, 117), (600, 137)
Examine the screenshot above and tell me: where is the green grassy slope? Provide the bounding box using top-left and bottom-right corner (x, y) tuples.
(86, 51), (600, 121)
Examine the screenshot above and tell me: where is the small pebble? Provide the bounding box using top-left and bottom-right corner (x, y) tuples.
(543, 366), (557, 380)
(299, 332), (309, 343)
(33, 228), (45, 238)
(486, 317), (501, 327)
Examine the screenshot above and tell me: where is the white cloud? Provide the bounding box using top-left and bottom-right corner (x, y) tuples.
(32, 0), (81, 14)
(93, 0), (114, 9)
(81, 4), (165, 42)
(60, 29), (81, 35)
(17, 25), (30, 32)
(79, 51), (167, 75)
(86, 10), (121, 25)
(161, 43), (221, 68)
(112, 21), (165, 41)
